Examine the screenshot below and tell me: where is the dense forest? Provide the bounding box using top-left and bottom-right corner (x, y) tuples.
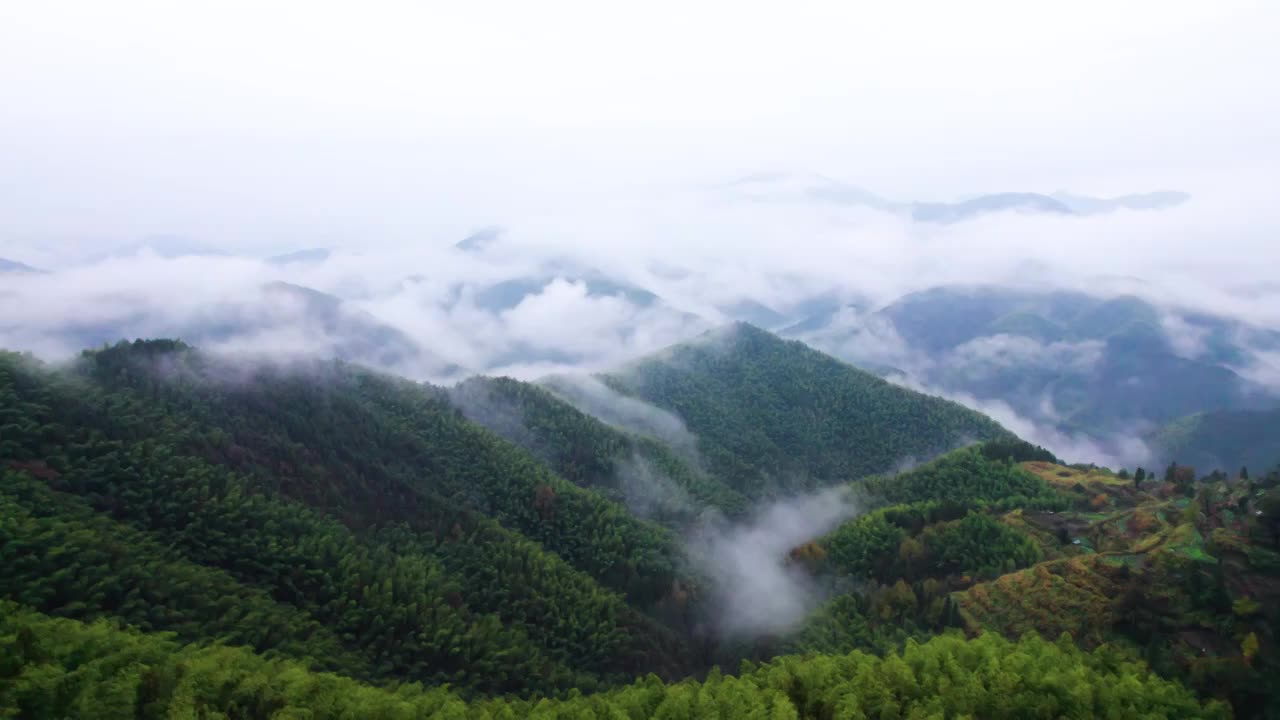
(1, 603), (1225, 719)
(1150, 408), (1280, 477)
(2, 328), (1279, 717)
(448, 376), (749, 522)
(599, 323), (1014, 498)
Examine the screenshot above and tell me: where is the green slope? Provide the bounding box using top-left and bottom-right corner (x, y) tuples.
(1149, 408), (1280, 474)
(788, 443), (1280, 717)
(0, 602), (1224, 719)
(0, 470), (373, 679)
(7, 334), (1277, 715)
(0, 346), (696, 695)
(73, 341), (685, 608)
(599, 323), (1015, 498)
(449, 376), (750, 521)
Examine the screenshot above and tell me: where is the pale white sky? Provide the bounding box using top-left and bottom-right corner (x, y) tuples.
(2, 0), (1277, 252)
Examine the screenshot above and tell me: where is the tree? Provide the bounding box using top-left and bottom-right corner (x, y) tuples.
(1242, 632), (1260, 665)
(897, 536), (925, 578)
(1134, 467), (1146, 486)
(1118, 468), (1131, 480)
(1259, 488), (1280, 548)
(1165, 462), (1179, 483)
(1173, 466), (1197, 497)
(1240, 466), (1250, 481)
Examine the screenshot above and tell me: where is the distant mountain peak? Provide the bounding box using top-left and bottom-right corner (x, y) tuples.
(720, 172), (1189, 222)
(909, 193), (1074, 223)
(0, 257), (47, 274)
(456, 226), (504, 252)
(266, 248), (331, 265)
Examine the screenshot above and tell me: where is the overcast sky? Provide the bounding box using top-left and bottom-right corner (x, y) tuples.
(3, 0), (1278, 255)
(4, 1), (1279, 470)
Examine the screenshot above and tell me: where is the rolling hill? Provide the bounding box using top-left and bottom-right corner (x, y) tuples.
(594, 323), (1015, 498)
(787, 285), (1280, 442)
(718, 172), (1189, 222)
(1149, 408), (1280, 474)
(0, 257), (45, 274)
(2, 329), (1278, 717)
(790, 444), (1280, 716)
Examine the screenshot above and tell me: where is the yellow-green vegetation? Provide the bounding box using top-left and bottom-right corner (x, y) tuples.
(0, 603), (1227, 719)
(949, 461), (1280, 715)
(999, 509), (1087, 560)
(1022, 460), (1133, 489)
(955, 554), (1131, 645)
(1086, 502), (1179, 552)
(804, 450), (1280, 716)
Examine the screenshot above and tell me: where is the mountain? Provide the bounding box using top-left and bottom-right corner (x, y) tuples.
(265, 247), (332, 265)
(449, 376), (750, 520)
(255, 281), (440, 369)
(452, 269), (704, 369)
(1149, 408), (1280, 474)
(715, 299), (789, 329)
(2, 333), (1276, 716)
(790, 444), (1280, 715)
(1052, 190), (1191, 214)
(593, 323), (1015, 498)
(786, 285), (1277, 441)
(7, 278), (451, 374)
(0, 257), (45, 273)
(909, 192), (1075, 223)
(108, 235), (227, 259)
(0, 342), (697, 696)
(719, 173), (1190, 223)
(451, 325), (1015, 512)
(454, 226), (504, 252)
(469, 272), (660, 312)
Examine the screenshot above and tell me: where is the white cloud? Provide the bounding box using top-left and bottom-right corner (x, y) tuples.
(690, 486), (860, 637)
(885, 372), (1151, 470)
(947, 335), (1105, 377)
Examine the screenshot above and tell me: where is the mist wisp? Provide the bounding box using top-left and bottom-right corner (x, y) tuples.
(688, 485), (860, 638)
(540, 374), (700, 456)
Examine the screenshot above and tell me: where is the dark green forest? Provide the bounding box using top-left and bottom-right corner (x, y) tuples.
(1150, 408), (1280, 477)
(2, 327), (1279, 717)
(448, 376), (749, 521)
(599, 323), (1014, 498)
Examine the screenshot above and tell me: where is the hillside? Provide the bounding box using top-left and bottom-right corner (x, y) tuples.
(1150, 408), (1280, 474)
(3, 334), (1278, 716)
(597, 323), (1015, 498)
(786, 446), (1280, 716)
(0, 604), (1223, 718)
(0, 344), (699, 696)
(448, 376), (750, 521)
(909, 192), (1074, 223)
(786, 285), (1277, 441)
(0, 257), (45, 274)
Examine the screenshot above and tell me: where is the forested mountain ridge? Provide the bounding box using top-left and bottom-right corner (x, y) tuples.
(1149, 408), (1280, 475)
(0, 345), (700, 695)
(597, 322), (1015, 498)
(73, 341), (686, 607)
(785, 285), (1280, 445)
(448, 376), (750, 521)
(2, 332), (1278, 717)
(783, 445), (1280, 716)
